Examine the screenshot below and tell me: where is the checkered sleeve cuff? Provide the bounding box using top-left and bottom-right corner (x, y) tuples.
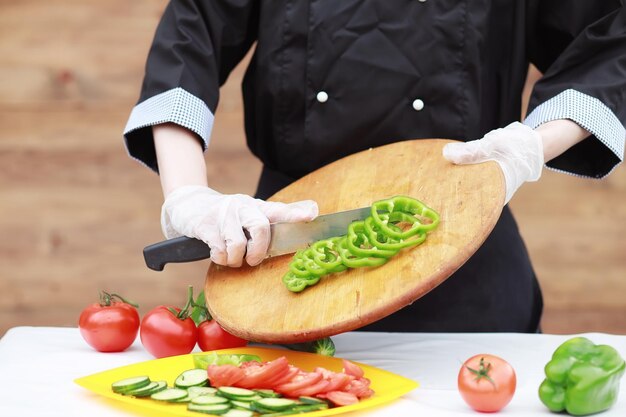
(524, 89), (625, 178)
(123, 87), (214, 171)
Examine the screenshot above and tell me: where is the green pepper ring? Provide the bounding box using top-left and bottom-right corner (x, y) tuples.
(371, 196), (440, 240)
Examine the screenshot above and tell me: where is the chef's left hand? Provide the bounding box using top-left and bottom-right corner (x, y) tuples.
(442, 122), (544, 204)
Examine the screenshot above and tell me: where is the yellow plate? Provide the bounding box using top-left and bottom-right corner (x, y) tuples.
(75, 347), (418, 417)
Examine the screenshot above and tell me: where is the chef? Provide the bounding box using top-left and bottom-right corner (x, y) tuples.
(124, 1), (625, 333)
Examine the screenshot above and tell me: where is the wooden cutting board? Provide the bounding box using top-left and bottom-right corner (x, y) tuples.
(205, 139), (504, 343)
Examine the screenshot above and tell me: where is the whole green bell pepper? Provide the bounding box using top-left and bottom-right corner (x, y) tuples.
(539, 337), (625, 416)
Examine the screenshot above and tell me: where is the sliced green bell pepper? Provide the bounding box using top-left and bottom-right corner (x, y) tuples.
(370, 195), (440, 239)
(282, 195), (440, 293)
(539, 337), (625, 416)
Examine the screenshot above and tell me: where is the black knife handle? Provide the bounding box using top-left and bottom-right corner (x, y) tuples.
(143, 236), (211, 271)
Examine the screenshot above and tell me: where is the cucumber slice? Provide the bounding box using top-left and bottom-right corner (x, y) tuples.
(125, 381), (167, 397)
(187, 403), (231, 415)
(231, 400), (253, 410)
(111, 376), (151, 394)
(258, 404), (329, 417)
(175, 369), (209, 388)
(170, 394), (191, 403)
(217, 386), (257, 400)
(298, 396), (328, 405)
(150, 388), (189, 402)
(187, 386), (218, 398)
(223, 409), (254, 417)
(191, 395), (229, 405)
(236, 394), (262, 402)
(252, 398), (298, 411)
(254, 389), (282, 398)
(292, 403), (329, 412)
(122, 381), (158, 397)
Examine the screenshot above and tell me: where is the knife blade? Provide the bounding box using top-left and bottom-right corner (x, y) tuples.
(143, 206), (371, 271)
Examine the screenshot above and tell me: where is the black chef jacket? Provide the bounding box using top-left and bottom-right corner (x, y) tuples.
(124, 0), (626, 333)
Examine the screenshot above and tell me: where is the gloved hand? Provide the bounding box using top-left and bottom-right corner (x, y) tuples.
(161, 185), (319, 267)
(442, 122), (544, 204)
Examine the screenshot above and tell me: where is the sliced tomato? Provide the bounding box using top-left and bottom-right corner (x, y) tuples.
(323, 372), (353, 392)
(325, 390), (360, 406)
(342, 359), (365, 378)
(275, 371), (323, 396)
(207, 364), (245, 387)
(345, 377), (374, 398)
(263, 365), (300, 388)
(289, 379), (331, 397)
(237, 356), (290, 389)
(344, 378), (372, 398)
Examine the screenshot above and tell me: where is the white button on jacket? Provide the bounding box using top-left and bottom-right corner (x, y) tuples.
(316, 91), (329, 103)
(412, 99), (425, 111)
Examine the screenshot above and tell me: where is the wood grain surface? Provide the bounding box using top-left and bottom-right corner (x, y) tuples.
(205, 140), (505, 343)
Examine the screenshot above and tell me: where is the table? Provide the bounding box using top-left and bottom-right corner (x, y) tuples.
(1, 327), (625, 416)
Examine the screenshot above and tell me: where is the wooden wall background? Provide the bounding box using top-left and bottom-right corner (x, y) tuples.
(1, 0), (624, 338)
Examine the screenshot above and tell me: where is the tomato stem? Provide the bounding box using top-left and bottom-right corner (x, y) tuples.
(177, 285), (194, 320)
(98, 290), (139, 308)
(110, 293), (139, 308)
(466, 357), (496, 387)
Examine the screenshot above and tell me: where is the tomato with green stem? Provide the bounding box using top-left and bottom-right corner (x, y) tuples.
(140, 286), (198, 358)
(190, 290), (248, 351)
(458, 354), (516, 412)
(79, 291), (140, 352)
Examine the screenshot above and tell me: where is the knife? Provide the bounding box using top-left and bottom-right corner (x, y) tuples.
(143, 206), (371, 271)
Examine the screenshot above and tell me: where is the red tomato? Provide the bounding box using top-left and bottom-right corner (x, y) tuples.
(140, 306), (198, 358)
(275, 371), (324, 397)
(289, 379), (331, 397)
(207, 364), (246, 387)
(322, 372), (353, 392)
(458, 354), (516, 412)
(78, 300), (139, 353)
(342, 359), (365, 378)
(237, 357), (290, 389)
(325, 391), (359, 406)
(197, 320), (248, 351)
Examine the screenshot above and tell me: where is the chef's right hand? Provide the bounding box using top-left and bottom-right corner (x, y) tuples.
(161, 185), (319, 267)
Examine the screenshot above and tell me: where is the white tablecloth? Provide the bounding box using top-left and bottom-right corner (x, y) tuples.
(1, 327), (625, 416)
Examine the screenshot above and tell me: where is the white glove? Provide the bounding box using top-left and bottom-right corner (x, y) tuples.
(442, 122), (544, 204)
(161, 185), (319, 267)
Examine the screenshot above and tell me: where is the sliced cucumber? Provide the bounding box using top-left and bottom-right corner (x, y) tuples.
(292, 403), (329, 412)
(298, 396), (328, 405)
(237, 394), (262, 402)
(252, 398), (298, 411)
(150, 387), (189, 402)
(223, 409), (254, 417)
(171, 394), (192, 403)
(125, 381), (167, 397)
(187, 403), (231, 415)
(257, 404), (329, 417)
(217, 386), (257, 400)
(191, 395), (229, 405)
(187, 386), (218, 398)
(254, 389), (282, 398)
(230, 400), (253, 410)
(174, 369), (209, 388)
(111, 376), (151, 394)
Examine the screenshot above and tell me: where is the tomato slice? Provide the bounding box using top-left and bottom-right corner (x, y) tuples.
(325, 390), (360, 406)
(342, 359), (365, 378)
(263, 366), (300, 388)
(237, 356), (290, 389)
(345, 377), (374, 398)
(289, 379), (331, 397)
(275, 371), (323, 396)
(323, 372), (353, 392)
(207, 364), (245, 387)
